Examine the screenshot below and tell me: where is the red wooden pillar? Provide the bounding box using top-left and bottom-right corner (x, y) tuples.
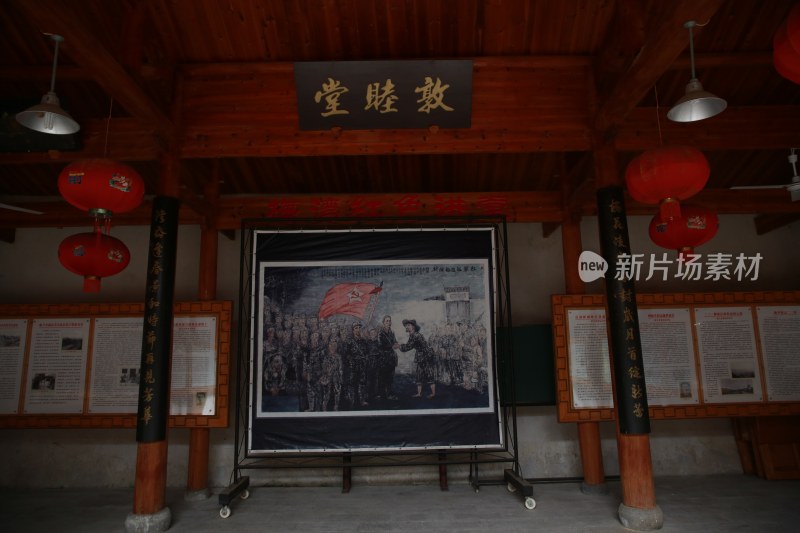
(186, 162), (220, 499)
(618, 433), (657, 509)
(593, 142), (662, 530)
(559, 165), (607, 493)
(126, 150), (181, 532)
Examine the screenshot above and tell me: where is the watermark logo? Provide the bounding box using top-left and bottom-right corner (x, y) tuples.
(578, 250), (608, 282)
(578, 251), (764, 282)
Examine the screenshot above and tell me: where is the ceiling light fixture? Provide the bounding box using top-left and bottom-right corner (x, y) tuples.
(667, 21), (727, 123)
(16, 34), (80, 135)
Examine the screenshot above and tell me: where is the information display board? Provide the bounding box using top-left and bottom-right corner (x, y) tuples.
(0, 301), (231, 428)
(552, 291), (800, 423)
(757, 306), (800, 402)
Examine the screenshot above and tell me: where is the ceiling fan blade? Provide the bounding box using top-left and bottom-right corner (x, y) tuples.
(0, 202), (45, 215)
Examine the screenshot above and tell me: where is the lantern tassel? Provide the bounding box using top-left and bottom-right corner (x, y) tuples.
(83, 276), (101, 293)
(659, 197), (681, 221)
(92, 214), (112, 235)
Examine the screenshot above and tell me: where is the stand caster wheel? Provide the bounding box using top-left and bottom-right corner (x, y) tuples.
(240, 489), (250, 500)
(220, 505), (231, 518)
(507, 482), (517, 493)
(524, 497), (536, 510)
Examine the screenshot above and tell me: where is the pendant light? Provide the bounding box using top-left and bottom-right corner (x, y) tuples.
(16, 34), (80, 135)
(667, 21), (727, 123)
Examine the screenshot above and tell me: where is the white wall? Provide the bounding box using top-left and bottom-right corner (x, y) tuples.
(0, 214), (797, 488)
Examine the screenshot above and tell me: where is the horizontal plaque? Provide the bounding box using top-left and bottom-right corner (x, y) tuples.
(294, 60), (472, 130)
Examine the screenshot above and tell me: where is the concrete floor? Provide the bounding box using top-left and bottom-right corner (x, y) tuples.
(2, 474), (800, 532)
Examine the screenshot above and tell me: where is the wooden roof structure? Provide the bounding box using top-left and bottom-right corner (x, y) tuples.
(1, 0), (799, 236)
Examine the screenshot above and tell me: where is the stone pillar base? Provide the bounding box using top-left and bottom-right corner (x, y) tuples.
(618, 503), (664, 531)
(124, 507), (172, 533)
(580, 481), (610, 495)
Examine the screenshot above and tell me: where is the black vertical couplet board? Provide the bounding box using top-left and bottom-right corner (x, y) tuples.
(136, 196), (180, 442)
(596, 187), (651, 435)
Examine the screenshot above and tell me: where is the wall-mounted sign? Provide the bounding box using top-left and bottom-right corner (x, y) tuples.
(294, 60), (472, 130)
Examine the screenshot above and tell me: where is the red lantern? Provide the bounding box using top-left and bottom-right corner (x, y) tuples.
(648, 205), (719, 256)
(58, 159), (145, 217)
(791, 2), (800, 50)
(625, 146), (710, 221)
(773, 4), (800, 85)
(58, 231), (131, 293)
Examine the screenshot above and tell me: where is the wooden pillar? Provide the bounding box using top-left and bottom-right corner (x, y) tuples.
(186, 428), (211, 496)
(618, 433), (657, 509)
(133, 442), (168, 512)
(186, 161), (220, 499)
(126, 150), (181, 533)
(593, 142), (662, 530)
(559, 162), (607, 493)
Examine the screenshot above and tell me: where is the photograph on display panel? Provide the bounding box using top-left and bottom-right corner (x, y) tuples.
(247, 227), (504, 454)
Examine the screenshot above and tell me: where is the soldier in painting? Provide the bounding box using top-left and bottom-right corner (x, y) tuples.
(399, 318), (437, 399)
(376, 315), (399, 400)
(461, 334), (485, 392)
(264, 351), (286, 396)
(318, 338), (343, 411)
(304, 330), (325, 411)
(365, 326), (381, 401)
(344, 322), (370, 407)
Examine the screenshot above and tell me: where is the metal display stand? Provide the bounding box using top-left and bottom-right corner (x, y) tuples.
(220, 217), (533, 518)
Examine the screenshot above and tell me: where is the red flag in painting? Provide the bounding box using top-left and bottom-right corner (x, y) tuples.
(318, 282), (381, 320)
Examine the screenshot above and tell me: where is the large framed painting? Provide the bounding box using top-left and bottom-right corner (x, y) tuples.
(246, 225), (505, 454)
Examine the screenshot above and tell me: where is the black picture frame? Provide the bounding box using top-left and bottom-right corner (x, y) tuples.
(246, 225), (504, 454)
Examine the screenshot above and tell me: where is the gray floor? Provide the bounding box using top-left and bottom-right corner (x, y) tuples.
(2, 474), (800, 532)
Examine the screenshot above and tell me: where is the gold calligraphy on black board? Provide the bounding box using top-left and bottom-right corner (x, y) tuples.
(597, 186), (651, 435)
(294, 60), (472, 130)
(136, 197), (180, 442)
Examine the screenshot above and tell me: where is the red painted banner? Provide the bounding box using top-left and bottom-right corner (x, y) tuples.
(318, 282), (382, 320)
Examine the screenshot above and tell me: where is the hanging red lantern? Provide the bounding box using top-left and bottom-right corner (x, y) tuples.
(791, 2), (800, 49)
(648, 205), (719, 256)
(625, 146), (710, 221)
(773, 4), (800, 84)
(58, 231), (131, 293)
(58, 159), (145, 217)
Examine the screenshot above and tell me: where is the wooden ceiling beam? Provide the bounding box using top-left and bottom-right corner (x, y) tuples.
(579, 188), (800, 217)
(1, 189), (799, 231)
(0, 105), (796, 165)
(594, 0), (726, 137)
(615, 106), (800, 151)
(0, 51), (768, 86)
(11, 0), (174, 139)
(0, 200), (201, 229)
(0, 118), (161, 164)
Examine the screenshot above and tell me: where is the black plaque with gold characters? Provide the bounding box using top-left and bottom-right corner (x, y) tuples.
(596, 186), (651, 435)
(294, 60), (472, 130)
(136, 196), (180, 442)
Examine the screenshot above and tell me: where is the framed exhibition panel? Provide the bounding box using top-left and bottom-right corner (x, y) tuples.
(552, 291), (800, 423)
(0, 300), (232, 428)
(244, 225), (506, 454)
